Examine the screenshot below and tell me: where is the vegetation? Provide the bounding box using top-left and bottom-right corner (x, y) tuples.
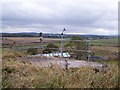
(65, 36), (87, 60)
(91, 37), (118, 47)
(2, 49), (119, 88)
(27, 48), (38, 55)
(43, 44), (59, 54)
(91, 46), (118, 60)
(1, 36), (119, 88)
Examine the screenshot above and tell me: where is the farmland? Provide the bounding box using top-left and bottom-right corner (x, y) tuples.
(2, 36), (118, 46)
(1, 37), (118, 57)
(91, 37), (118, 47)
(1, 36), (118, 61)
(1, 36), (119, 61)
(1, 37), (70, 50)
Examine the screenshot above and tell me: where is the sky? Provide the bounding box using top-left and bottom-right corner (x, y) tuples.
(1, 0), (119, 35)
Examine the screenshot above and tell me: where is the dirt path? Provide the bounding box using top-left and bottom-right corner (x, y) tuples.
(27, 56), (103, 69)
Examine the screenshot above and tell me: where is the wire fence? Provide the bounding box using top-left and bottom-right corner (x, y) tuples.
(2, 37), (115, 70)
(1, 38), (92, 61)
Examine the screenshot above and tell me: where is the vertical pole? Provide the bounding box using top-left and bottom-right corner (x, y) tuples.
(86, 40), (88, 51)
(87, 40), (91, 61)
(61, 28), (66, 58)
(40, 32), (43, 56)
(41, 38), (43, 56)
(88, 40), (90, 61)
(61, 34), (63, 58)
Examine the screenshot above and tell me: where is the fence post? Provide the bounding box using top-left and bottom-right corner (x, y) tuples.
(87, 40), (91, 61)
(61, 28), (66, 58)
(61, 34), (63, 58)
(39, 32), (43, 56)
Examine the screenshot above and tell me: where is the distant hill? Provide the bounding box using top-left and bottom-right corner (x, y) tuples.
(0, 32), (117, 39)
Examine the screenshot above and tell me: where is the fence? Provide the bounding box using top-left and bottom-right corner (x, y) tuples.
(1, 37), (92, 61)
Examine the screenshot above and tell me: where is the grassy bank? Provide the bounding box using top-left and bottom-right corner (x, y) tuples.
(2, 49), (119, 88)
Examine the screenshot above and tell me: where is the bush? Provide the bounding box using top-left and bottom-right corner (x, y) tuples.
(65, 36), (87, 60)
(43, 44), (59, 53)
(27, 48), (38, 55)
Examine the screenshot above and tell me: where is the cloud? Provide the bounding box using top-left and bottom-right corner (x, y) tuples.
(1, 0), (118, 35)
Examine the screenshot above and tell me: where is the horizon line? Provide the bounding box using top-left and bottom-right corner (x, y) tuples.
(0, 32), (118, 36)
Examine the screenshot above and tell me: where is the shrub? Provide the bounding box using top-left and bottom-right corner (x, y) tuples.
(65, 36), (87, 60)
(43, 44), (59, 53)
(27, 48), (38, 55)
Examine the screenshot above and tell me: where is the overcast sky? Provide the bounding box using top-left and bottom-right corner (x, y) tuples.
(1, 0), (119, 35)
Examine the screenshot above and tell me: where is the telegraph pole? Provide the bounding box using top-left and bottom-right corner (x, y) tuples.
(61, 28), (66, 58)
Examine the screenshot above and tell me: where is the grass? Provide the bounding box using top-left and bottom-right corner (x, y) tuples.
(91, 46), (118, 59)
(3, 37), (118, 52)
(2, 49), (119, 88)
(91, 37), (118, 46)
(11, 38), (69, 50)
(3, 37), (118, 45)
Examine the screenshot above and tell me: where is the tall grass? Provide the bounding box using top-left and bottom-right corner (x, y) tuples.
(2, 49), (119, 88)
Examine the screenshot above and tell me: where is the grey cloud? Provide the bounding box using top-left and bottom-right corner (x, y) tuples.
(1, 0), (118, 35)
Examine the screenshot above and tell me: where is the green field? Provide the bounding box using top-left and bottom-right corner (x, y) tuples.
(14, 37), (118, 50)
(91, 38), (118, 46)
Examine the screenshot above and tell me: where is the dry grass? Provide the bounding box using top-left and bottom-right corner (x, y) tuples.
(91, 46), (118, 53)
(5, 37), (62, 42)
(5, 37), (40, 41)
(2, 37), (63, 48)
(91, 46), (118, 60)
(2, 49), (119, 88)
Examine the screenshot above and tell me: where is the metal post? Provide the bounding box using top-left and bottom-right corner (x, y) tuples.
(87, 40), (91, 61)
(39, 32), (43, 56)
(61, 34), (63, 58)
(61, 28), (66, 58)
